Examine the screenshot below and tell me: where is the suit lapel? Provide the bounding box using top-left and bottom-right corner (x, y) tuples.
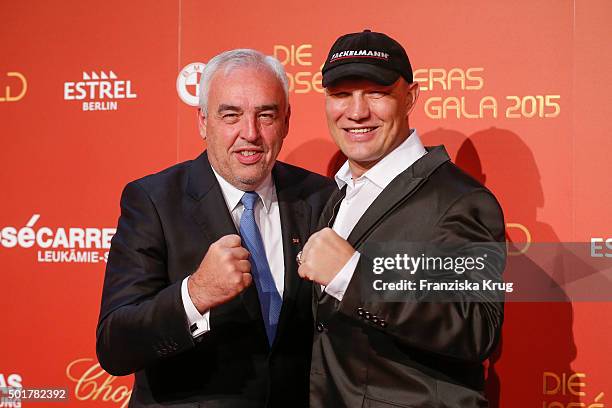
(271, 163), (311, 348)
(312, 185), (346, 301)
(346, 176), (425, 248)
(315, 146), (450, 305)
(187, 153), (238, 241)
(317, 185), (346, 230)
(345, 145), (451, 249)
(186, 152), (266, 333)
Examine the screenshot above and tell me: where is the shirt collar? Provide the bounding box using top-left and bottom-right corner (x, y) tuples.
(211, 166), (275, 213)
(334, 129), (427, 189)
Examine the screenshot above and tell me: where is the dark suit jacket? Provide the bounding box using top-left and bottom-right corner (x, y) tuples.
(96, 152), (335, 407)
(310, 146), (506, 408)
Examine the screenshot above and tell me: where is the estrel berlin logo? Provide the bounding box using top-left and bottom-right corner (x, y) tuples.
(63, 70), (137, 111)
(0, 72), (27, 103)
(177, 62), (205, 106)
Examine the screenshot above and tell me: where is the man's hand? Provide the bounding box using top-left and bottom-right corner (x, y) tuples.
(298, 227), (355, 286)
(188, 234), (252, 313)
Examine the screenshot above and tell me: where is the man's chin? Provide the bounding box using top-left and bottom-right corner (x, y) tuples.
(225, 160), (275, 190)
(233, 171), (269, 190)
(342, 150), (381, 165)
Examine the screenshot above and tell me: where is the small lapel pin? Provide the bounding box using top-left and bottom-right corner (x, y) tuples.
(292, 237), (300, 245)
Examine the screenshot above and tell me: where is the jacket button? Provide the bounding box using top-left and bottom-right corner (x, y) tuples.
(372, 316), (379, 324)
(364, 311), (371, 320)
(357, 307), (364, 317)
(316, 322), (326, 332)
(379, 319), (387, 328)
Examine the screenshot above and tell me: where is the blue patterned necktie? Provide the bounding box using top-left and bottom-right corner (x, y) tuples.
(239, 191), (282, 346)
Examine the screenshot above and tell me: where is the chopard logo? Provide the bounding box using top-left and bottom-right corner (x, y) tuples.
(66, 358), (131, 408)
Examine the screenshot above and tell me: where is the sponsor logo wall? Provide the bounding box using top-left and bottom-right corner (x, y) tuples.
(1, 0), (611, 407)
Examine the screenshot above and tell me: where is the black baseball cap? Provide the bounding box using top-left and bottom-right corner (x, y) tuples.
(322, 29), (413, 87)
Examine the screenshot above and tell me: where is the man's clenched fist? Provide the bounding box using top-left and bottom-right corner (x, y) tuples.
(298, 227), (355, 286)
(188, 234), (252, 313)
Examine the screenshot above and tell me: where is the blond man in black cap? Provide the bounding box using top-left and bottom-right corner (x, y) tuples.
(298, 30), (506, 407)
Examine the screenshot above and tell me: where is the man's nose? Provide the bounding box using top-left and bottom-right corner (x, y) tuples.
(241, 115), (260, 142)
(346, 94), (370, 121)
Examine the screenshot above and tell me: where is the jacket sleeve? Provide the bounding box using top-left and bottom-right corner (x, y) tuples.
(337, 189), (506, 363)
(96, 181), (195, 376)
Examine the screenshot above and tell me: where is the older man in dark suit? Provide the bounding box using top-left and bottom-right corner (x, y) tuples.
(96, 49), (335, 407)
(299, 31), (506, 407)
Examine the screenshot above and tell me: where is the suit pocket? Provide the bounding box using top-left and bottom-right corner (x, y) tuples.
(362, 396), (416, 408)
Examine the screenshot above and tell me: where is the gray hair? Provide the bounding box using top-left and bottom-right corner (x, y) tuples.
(198, 48), (289, 115)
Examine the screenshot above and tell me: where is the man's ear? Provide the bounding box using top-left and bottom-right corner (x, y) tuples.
(197, 108), (207, 140)
(406, 81), (420, 115)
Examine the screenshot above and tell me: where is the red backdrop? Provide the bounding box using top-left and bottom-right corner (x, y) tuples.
(2, 1), (611, 406)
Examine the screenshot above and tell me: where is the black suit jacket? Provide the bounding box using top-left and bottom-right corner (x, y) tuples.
(96, 152), (335, 407)
(310, 146), (506, 408)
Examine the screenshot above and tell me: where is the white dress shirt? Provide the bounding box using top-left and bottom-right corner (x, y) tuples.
(324, 129), (427, 301)
(181, 167), (285, 337)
